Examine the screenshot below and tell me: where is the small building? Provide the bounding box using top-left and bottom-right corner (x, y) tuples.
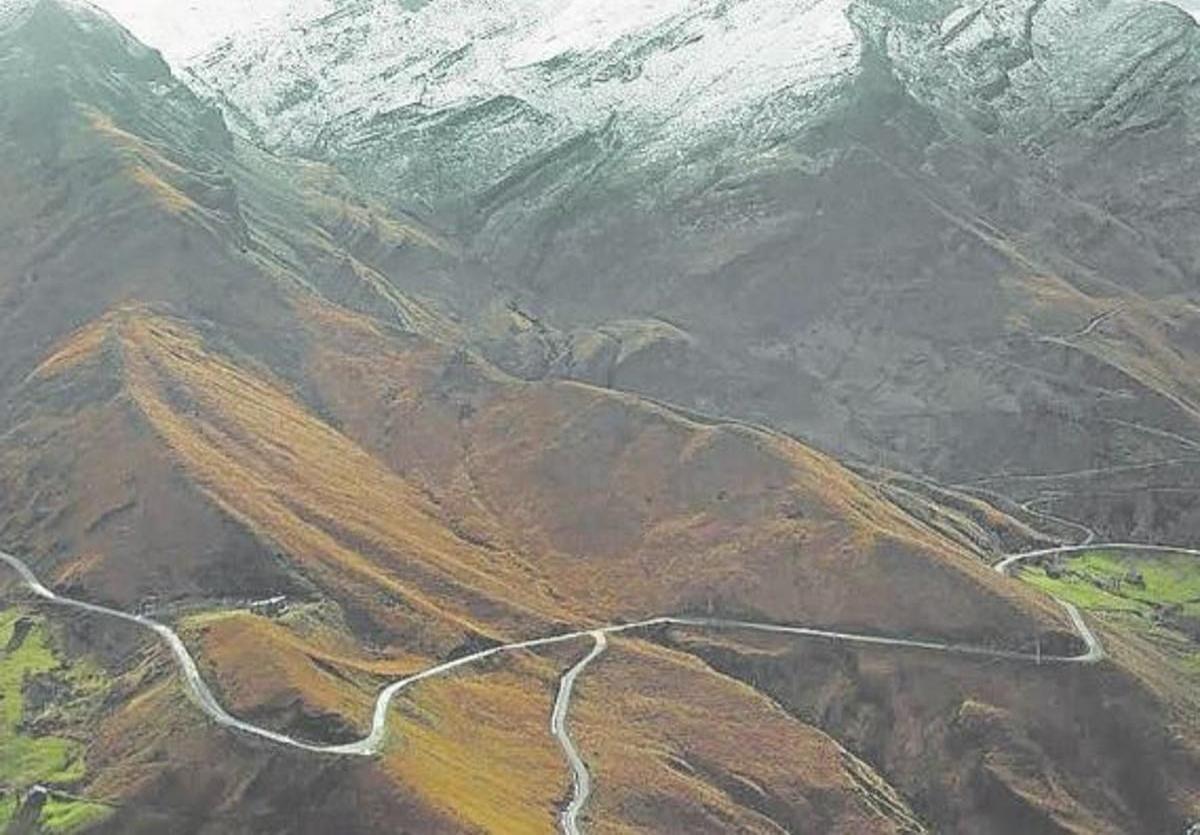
(20, 784), (50, 815)
(249, 596), (288, 618)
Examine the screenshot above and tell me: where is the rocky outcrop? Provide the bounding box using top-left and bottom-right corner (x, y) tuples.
(181, 0), (1200, 532)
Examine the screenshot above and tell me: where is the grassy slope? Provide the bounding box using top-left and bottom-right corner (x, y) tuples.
(8, 300), (1195, 832)
(292, 297), (1068, 644)
(16, 306), (571, 652)
(576, 638), (925, 835)
(0, 609), (111, 833)
(1024, 549), (1200, 676)
(184, 608), (924, 834)
(36, 303), (956, 830)
(19, 299), (1070, 648)
(0, 612), (83, 786)
(380, 651), (566, 833)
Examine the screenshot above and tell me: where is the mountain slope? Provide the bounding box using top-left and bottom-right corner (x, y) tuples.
(8, 297), (1193, 834)
(0, 0), (467, 401)
(1, 1), (1198, 833)
(188, 0), (1200, 546)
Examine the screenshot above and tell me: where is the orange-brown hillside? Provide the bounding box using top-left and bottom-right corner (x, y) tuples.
(10, 306), (568, 651)
(289, 297), (1073, 645)
(2, 298), (1197, 834)
(10, 300), (1073, 651)
(0, 296), (1066, 830)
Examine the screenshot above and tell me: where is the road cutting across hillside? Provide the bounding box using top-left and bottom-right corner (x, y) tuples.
(993, 542), (1200, 576)
(552, 631), (608, 835)
(0, 548), (1104, 754)
(0, 541), (1170, 830)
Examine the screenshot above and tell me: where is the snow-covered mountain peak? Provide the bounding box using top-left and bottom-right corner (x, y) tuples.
(509, 0), (699, 62)
(187, 0), (861, 152)
(84, 0), (331, 63)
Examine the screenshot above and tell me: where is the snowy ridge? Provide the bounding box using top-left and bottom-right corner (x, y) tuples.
(881, 0), (1200, 142)
(0, 0), (35, 33)
(85, 0), (332, 63)
(187, 0), (861, 153)
(0, 0), (91, 35)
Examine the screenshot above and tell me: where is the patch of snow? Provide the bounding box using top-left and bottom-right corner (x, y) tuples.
(1166, 0), (1200, 21)
(0, 0), (38, 34)
(188, 0), (861, 152)
(86, 0), (332, 63)
(508, 0), (700, 66)
(939, 4), (977, 36)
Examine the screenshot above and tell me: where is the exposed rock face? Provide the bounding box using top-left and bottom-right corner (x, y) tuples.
(186, 0), (859, 170)
(873, 0), (1200, 284)
(185, 0), (1200, 546)
(1, 2), (1200, 833)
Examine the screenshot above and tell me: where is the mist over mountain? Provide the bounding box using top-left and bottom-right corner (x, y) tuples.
(0, 0), (1199, 833)
(176, 0), (1200, 543)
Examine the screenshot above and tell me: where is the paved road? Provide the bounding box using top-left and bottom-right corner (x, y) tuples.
(1071, 306), (1123, 340)
(1017, 496), (1098, 547)
(992, 541), (1200, 576)
(0, 542), (1131, 828)
(551, 631), (608, 835)
(963, 457), (1200, 486)
(0, 550), (357, 755)
(0, 549), (1106, 753)
(987, 540), (1200, 666)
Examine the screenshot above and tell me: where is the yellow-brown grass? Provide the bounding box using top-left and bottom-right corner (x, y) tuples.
(382, 652), (566, 833)
(85, 108), (203, 217)
(573, 638), (917, 834)
(287, 296), (1066, 642)
(32, 316), (114, 378)
(1014, 273), (1200, 424)
(105, 308), (568, 647)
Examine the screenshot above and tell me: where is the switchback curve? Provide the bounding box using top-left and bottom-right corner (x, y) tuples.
(0, 546), (1108, 756)
(0, 542), (1151, 831)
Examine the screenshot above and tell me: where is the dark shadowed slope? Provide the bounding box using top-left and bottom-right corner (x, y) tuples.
(188, 0), (1200, 545)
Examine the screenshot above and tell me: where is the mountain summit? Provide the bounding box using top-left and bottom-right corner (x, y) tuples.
(190, 0), (859, 148)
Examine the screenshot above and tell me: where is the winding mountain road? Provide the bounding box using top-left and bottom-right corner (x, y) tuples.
(1, 540), (1173, 830)
(551, 631), (608, 835)
(992, 542), (1200, 576)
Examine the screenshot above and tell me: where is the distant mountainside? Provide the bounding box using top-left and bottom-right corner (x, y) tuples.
(185, 0), (1200, 546)
(0, 1), (1198, 833)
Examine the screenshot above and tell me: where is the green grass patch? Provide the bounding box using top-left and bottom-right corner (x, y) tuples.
(1073, 550), (1200, 614)
(1021, 548), (1200, 680)
(0, 608), (112, 833)
(1024, 569), (1140, 613)
(1022, 548), (1200, 615)
(39, 797), (112, 833)
(0, 609), (87, 785)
